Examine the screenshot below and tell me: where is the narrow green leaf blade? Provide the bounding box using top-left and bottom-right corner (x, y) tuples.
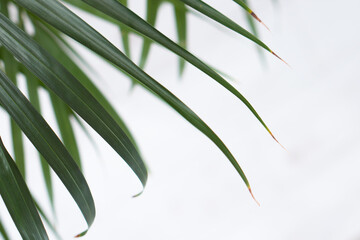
(24, 68), (55, 211)
(33, 199), (61, 240)
(9, 120), (25, 177)
(32, 21), (139, 149)
(0, 45), (26, 177)
(178, 0), (280, 56)
(80, 0), (277, 140)
(0, 138), (49, 240)
(62, 0), (120, 25)
(14, 0), (254, 191)
(139, 0), (161, 69)
(50, 92), (82, 169)
(233, 0), (270, 30)
(0, 67), (95, 234)
(0, 217), (10, 240)
(0, 11), (147, 188)
(118, 0), (131, 58)
(173, 2), (187, 76)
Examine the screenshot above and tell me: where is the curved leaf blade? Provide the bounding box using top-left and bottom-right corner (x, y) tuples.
(173, 1), (187, 75)
(0, 138), (48, 240)
(33, 199), (61, 240)
(0, 11), (148, 188)
(24, 69), (54, 210)
(233, 0), (270, 30)
(14, 0), (255, 192)
(64, 0), (133, 58)
(179, 0), (288, 65)
(139, 0), (161, 69)
(50, 92), (82, 169)
(32, 21), (139, 150)
(0, 67), (95, 234)
(0, 46), (26, 177)
(80, 0), (277, 140)
(118, 0), (131, 58)
(0, 216), (10, 240)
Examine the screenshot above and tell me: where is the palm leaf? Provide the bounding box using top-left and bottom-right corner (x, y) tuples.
(0, 138), (48, 239)
(0, 2), (26, 178)
(23, 68), (55, 211)
(179, 0), (284, 61)
(118, 0), (131, 58)
(2, 50), (25, 178)
(0, 0), (284, 237)
(139, 0), (162, 70)
(0, 216), (10, 240)
(13, 0), (257, 192)
(173, 1), (187, 76)
(80, 0), (277, 140)
(33, 19), (139, 149)
(49, 92), (82, 169)
(0, 11), (148, 188)
(233, 0), (270, 30)
(0, 60), (95, 235)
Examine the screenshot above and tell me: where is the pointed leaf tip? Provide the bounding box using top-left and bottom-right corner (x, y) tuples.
(233, 0), (270, 31)
(267, 129), (286, 150)
(250, 12), (270, 31)
(272, 135), (287, 151)
(271, 51), (290, 67)
(75, 230), (87, 238)
(132, 189), (144, 198)
(248, 186), (260, 206)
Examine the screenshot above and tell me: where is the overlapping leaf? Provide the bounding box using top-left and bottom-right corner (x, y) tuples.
(0, 1), (26, 178)
(0, 0), (283, 238)
(0, 11), (148, 188)
(0, 59), (95, 235)
(179, 0), (286, 63)
(32, 21), (139, 150)
(13, 0), (256, 191)
(80, 0), (276, 139)
(233, 0), (270, 31)
(23, 68), (54, 209)
(0, 216), (10, 240)
(0, 138), (48, 239)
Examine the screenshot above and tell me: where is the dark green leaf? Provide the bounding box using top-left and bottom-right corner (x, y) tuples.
(80, 0), (277, 139)
(23, 68), (55, 211)
(118, 0), (131, 58)
(139, 0), (161, 69)
(179, 0), (273, 51)
(14, 0), (254, 191)
(173, 2), (187, 76)
(0, 11), (148, 189)
(0, 0), (26, 176)
(32, 21), (139, 150)
(50, 92), (82, 169)
(0, 138), (48, 240)
(0, 66), (95, 235)
(1, 47), (26, 178)
(233, 0), (270, 31)
(0, 216), (10, 240)
(33, 199), (61, 240)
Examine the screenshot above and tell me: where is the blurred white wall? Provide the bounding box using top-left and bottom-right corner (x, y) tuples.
(1, 0), (360, 239)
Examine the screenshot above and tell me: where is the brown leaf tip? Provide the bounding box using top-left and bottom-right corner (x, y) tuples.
(248, 186), (260, 206)
(74, 230), (87, 238)
(271, 51), (291, 67)
(250, 12), (270, 31)
(271, 133), (287, 151)
(267, 129), (286, 151)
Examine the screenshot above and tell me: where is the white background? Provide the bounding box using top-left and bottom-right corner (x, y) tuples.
(1, 0), (360, 239)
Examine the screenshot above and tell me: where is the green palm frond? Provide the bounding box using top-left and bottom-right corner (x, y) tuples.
(0, 138), (48, 239)
(0, 0), (283, 238)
